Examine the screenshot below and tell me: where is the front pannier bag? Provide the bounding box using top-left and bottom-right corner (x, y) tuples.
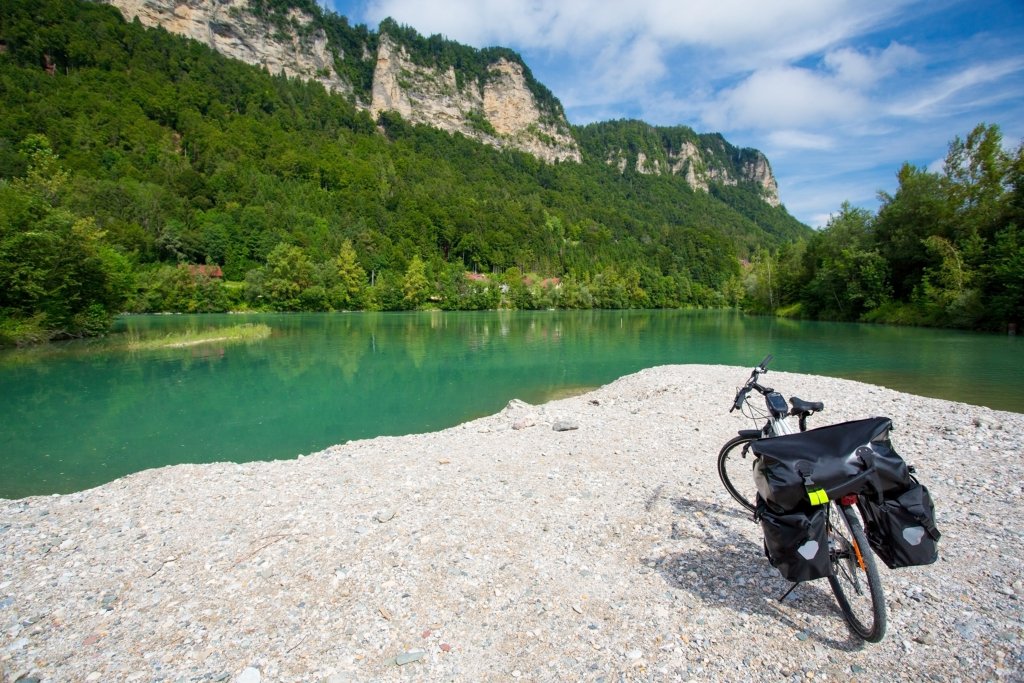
(758, 500), (831, 582)
(752, 417), (895, 511)
(861, 480), (941, 569)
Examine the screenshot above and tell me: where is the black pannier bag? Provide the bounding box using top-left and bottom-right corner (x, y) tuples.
(751, 417), (903, 511)
(861, 479), (941, 569)
(757, 498), (831, 582)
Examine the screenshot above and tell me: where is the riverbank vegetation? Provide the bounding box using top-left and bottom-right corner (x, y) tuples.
(123, 323), (271, 350)
(742, 123), (1023, 333)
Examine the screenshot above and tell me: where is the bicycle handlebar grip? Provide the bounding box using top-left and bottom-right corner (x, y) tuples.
(732, 388), (749, 411)
(759, 354), (773, 370)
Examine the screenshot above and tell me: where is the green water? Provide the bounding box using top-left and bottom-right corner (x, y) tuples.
(1, 310), (1020, 498)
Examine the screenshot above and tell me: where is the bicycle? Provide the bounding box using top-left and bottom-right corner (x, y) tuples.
(717, 354), (823, 512)
(717, 355), (887, 642)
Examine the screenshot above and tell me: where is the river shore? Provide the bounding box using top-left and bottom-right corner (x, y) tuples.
(1, 365), (1022, 682)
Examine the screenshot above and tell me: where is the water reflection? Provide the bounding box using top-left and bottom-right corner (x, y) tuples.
(0, 310), (1019, 498)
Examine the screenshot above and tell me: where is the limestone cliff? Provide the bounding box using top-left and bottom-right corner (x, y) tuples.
(101, 0), (579, 163)
(369, 35), (579, 162)
(104, 0), (351, 96)
(596, 126), (780, 207)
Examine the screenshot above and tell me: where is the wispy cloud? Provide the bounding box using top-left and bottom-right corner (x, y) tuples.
(887, 57), (1024, 118)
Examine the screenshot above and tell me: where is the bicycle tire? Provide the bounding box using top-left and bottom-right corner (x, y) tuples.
(717, 435), (759, 512)
(827, 504), (887, 642)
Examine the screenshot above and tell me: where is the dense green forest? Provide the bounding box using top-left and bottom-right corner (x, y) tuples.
(1, 0), (1017, 347)
(743, 123), (1024, 333)
(0, 0), (811, 345)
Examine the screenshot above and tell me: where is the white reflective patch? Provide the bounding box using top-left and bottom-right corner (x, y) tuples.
(903, 526), (926, 546)
(797, 540), (819, 560)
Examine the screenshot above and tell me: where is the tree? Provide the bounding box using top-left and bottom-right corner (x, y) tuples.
(944, 123), (1010, 242)
(873, 164), (951, 300)
(744, 247), (778, 313)
(801, 203), (890, 320)
(263, 243), (316, 310)
(331, 239), (367, 309)
(0, 135), (131, 344)
(402, 254), (430, 309)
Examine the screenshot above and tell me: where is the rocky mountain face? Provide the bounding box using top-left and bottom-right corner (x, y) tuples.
(368, 35), (579, 162)
(105, 0), (352, 96)
(100, 0), (778, 204)
(101, 0), (580, 163)
(589, 122), (781, 207)
(604, 138), (780, 207)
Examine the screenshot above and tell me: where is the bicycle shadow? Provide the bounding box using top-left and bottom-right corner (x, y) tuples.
(643, 496), (868, 651)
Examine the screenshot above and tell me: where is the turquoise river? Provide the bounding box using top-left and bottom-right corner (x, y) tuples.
(1, 310), (1021, 498)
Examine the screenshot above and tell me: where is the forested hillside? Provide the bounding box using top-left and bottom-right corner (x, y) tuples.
(0, 0), (811, 345)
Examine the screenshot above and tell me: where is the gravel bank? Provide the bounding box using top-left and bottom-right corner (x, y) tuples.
(1, 364), (1022, 682)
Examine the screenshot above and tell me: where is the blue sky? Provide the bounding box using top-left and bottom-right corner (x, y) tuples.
(321, 0), (1024, 227)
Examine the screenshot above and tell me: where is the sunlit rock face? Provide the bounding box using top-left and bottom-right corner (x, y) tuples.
(107, 0), (351, 97)
(104, 1), (580, 163)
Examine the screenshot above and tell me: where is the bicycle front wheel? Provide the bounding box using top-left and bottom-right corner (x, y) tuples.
(717, 435), (758, 513)
(827, 503), (887, 642)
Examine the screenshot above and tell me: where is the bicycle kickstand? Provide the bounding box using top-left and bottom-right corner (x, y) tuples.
(778, 582), (800, 602)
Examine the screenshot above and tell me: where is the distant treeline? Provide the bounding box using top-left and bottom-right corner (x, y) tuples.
(743, 123), (1023, 333)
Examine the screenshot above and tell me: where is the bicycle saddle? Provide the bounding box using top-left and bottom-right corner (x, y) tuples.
(790, 396), (824, 413)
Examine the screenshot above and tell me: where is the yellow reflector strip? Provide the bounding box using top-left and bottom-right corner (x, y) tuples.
(807, 489), (829, 506)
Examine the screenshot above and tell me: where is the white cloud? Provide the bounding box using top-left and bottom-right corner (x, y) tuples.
(702, 66), (868, 130)
(825, 43), (919, 86)
(766, 130), (837, 151)
(887, 57), (1024, 118)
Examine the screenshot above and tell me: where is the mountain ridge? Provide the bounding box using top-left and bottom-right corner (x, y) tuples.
(98, 0), (783, 205)
(0, 0), (813, 345)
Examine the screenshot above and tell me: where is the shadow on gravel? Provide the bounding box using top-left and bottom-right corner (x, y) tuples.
(642, 496), (867, 652)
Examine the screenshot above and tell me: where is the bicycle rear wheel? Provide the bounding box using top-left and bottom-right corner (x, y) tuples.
(717, 435), (758, 512)
(827, 503), (887, 642)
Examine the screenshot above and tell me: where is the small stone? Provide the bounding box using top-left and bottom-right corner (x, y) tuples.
(395, 650), (426, 665)
(440, 643), (452, 652)
(235, 668), (261, 683)
(796, 631), (809, 641)
(512, 419), (535, 430)
(375, 509), (396, 523)
(553, 420), (579, 432)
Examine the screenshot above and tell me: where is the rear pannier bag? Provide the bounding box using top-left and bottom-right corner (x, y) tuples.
(758, 499), (831, 583)
(861, 480), (941, 569)
(751, 417), (899, 511)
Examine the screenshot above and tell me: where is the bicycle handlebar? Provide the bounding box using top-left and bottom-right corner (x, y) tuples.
(729, 355), (774, 412)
